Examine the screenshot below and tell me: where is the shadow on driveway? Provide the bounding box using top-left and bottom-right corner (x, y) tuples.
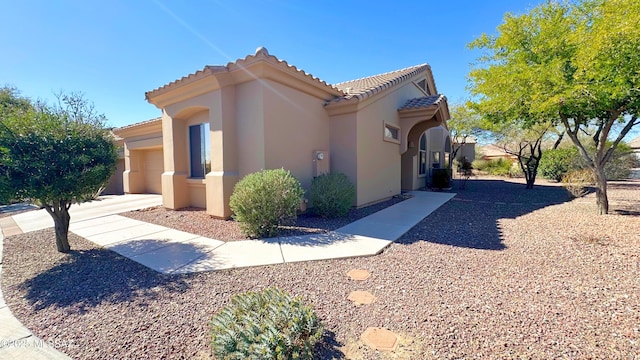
(20, 247), (189, 313)
(398, 178), (572, 250)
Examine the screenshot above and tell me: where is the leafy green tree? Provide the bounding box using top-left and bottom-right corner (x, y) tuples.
(0, 89), (117, 252)
(448, 103), (483, 161)
(468, 0), (640, 214)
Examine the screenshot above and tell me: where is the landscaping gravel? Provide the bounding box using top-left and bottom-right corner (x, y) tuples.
(2, 177), (639, 359)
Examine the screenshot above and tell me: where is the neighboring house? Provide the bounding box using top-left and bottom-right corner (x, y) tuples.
(478, 144), (518, 161)
(452, 136), (476, 164)
(630, 134), (640, 179)
(630, 134), (640, 160)
(115, 47), (452, 218)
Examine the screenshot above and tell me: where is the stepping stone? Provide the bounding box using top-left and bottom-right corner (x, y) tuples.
(348, 290), (376, 305)
(361, 327), (399, 351)
(347, 269), (370, 281)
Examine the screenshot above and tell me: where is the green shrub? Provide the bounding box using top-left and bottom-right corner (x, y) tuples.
(229, 168), (304, 238)
(542, 144), (635, 182)
(603, 144), (635, 180)
(210, 288), (323, 360)
(539, 147), (580, 182)
(309, 173), (355, 218)
(473, 158), (514, 176)
(431, 168), (452, 189)
(471, 159), (488, 172)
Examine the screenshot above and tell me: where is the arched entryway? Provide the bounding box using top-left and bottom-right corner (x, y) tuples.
(398, 95), (451, 190)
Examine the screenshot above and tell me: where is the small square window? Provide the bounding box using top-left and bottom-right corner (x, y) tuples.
(384, 123), (400, 144)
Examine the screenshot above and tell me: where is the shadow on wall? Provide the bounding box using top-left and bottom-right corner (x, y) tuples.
(20, 247), (190, 313)
(398, 178), (572, 250)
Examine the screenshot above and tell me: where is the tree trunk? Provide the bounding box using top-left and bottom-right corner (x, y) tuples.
(593, 165), (609, 215)
(525, 169), (536, 189)
(44, 200), (72, 253)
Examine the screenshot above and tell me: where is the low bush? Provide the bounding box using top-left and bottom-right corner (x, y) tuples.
(229, 168), (304, 238)
(473, 158), (514, 176)
(539, 147), (579, 182)
(541, 144), (635, 181)
(309, 173), (355, 218)
(562, 168), (594, 198)
(210, 288), (323, 360)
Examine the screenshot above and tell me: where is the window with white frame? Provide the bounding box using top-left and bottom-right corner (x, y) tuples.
(384, 123), (400, 143)
(189, 123), (211, 178)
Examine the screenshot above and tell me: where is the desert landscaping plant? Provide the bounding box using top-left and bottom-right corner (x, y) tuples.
(309, 172), (355, 218)
(229, 168), (304, 238)
(210, 287), (323, 360)
(472, 158), (514, 177)
(562, 168), (594, 198)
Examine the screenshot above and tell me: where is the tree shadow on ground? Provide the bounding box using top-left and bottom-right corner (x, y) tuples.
(314, 330), (345, 359)
(20, 247), (189, 313)
(398, 178), (572, 250)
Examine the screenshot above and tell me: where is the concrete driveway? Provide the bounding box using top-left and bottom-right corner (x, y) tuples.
(11, 194), (162, 233)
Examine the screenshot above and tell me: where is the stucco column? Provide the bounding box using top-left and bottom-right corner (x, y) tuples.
(161, 110), (189, 209)
(206, 85), (238, 218)
(123, 145), (145, 193)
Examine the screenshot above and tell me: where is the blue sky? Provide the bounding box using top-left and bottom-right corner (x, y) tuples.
(1, 0), (547, 128)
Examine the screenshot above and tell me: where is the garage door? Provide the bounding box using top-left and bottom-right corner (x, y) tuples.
(143, 149), (164, 194)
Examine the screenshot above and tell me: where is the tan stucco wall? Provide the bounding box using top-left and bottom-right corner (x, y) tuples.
(102, 158), (125, 195)
(352, 81), (427, 205)
(235, 80), (266, 177)
(262, 80), (330, 190)
(329, 112), (358, 197)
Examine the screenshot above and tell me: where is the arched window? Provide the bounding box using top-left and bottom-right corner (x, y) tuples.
(419, 133), (427, 176)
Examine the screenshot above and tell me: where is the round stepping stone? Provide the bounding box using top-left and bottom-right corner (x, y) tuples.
(360, 327), (399, 351)
(347, 269), (370, 281)
(348, 290), (376, 305)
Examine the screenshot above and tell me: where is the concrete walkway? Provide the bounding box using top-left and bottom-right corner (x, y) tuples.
(0, 191), (454, 358)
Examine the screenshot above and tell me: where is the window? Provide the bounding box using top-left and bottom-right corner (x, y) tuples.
(416, 79), (430, 94)
(432, 151), (441, 169)
(419, 133), (427, 175)
(384, 123), (400, 143)
(189, 123), (211, 178)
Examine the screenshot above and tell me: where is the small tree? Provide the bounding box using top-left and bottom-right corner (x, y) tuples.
(448, 103), (483, 161)
(0, 89), (118, 252)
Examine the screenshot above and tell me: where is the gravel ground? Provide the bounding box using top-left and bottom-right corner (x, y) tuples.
(2, 177), (639, 359)
(121, 196), (407, 241)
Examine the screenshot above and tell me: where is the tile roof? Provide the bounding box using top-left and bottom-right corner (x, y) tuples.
(113, 117), (162, 132)
(145, 47), (435, 109)
(398, 95), (445, 111)
(146, 47), (342, 99)
(330, 64), (430, 104)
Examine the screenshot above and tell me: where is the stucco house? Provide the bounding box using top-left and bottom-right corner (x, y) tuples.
(478, 144), (518, 162)
(630, 134), (640, 159)
(114, 47), (452, 218)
